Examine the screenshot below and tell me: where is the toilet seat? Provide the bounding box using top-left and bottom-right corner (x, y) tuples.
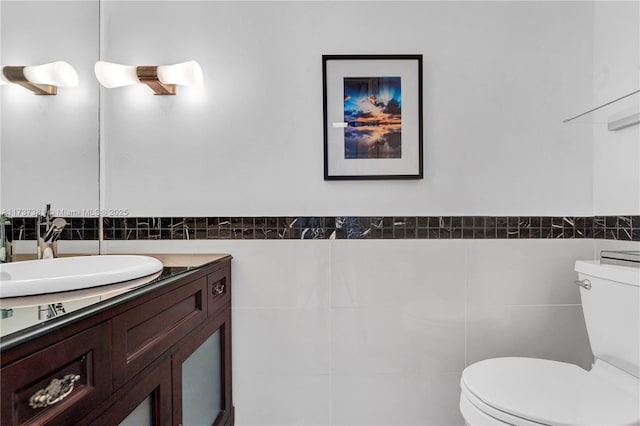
(460, 384), (546, 426)
(460, 357), (640, 426)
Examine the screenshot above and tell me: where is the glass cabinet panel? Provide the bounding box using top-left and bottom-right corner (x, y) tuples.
(119, 394), (153, 426)
(182, 329), (222, 425)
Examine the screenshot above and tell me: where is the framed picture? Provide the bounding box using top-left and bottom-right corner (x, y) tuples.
(322, 54), (423, 180)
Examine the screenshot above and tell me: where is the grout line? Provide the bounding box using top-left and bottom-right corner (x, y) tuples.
(503, 303), (583, 307)
(328, 239), (333, 425)
(463, 240), (468, 369)
(232, 306), (328, 310)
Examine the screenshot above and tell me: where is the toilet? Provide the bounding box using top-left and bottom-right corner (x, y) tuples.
(459, 258), (640, 426)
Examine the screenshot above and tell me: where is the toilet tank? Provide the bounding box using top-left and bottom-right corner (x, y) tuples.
(575, 260), (640, 378)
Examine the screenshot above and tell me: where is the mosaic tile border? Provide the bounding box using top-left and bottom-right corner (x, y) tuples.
(7, 217), (99, 241)
(6, 216), (639, 242)
(593, 216), (640, 241)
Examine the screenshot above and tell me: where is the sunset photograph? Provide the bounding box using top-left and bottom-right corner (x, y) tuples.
(343, 76), (402, 159)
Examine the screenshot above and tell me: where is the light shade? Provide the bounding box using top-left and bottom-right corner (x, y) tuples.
(1, 61), (79, 95)
(157, 61), (204, 87)
(94, 60), (204, 95)
(94, 61), (138, 88)
(22, 61), (79, 87)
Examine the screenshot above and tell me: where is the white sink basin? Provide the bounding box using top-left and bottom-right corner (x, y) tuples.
(0, 255), (164, 298)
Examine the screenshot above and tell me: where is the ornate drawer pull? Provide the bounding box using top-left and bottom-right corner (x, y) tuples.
(29, 374), (80, 409)
(212, 282), (225, 296)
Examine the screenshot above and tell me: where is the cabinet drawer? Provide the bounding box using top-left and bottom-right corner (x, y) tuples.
(207, 265), (231, 317)
(0, 322), (111, 426)
(112, 276), (207, 389)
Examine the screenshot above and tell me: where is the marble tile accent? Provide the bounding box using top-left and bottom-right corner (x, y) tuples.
(100, 216), (640, 241)
(8, 217), (99, 241)
(4, 215), (639, 241)
(594, 215), (637, 241)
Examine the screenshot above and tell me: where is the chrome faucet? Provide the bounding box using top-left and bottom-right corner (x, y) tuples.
(0, 214), (12, 263)
(38, 303), (66, 320)
(37, 204), (67, 259)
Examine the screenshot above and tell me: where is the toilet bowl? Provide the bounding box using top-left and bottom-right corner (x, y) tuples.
(459, 259), (640, 426)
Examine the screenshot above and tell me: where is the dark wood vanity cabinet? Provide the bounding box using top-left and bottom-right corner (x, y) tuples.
(0, 256), (234, 426)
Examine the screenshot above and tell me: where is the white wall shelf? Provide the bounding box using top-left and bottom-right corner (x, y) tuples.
(564, 89), (640, 131)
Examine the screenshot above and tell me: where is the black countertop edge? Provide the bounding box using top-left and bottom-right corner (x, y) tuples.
(0, 254), (232, 353)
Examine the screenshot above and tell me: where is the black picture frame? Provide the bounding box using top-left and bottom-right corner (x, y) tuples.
(323, 54), (423, 180)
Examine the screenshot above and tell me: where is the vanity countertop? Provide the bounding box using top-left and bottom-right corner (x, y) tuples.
(0, 253), (231, 352)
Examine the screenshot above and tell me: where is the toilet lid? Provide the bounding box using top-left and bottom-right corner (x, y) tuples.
(461, 357), (640, 426)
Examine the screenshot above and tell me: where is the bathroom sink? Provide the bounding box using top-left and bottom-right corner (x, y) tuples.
(0, 255), (163, 298)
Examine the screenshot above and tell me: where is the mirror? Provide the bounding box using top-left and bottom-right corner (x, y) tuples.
(0, 0), (100, 258)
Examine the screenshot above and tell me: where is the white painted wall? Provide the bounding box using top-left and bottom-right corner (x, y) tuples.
(0, 1), (99, 215)
(101, 1), (594, 216)
(591, 1), (640, 215)
(105, 239), (595, 426)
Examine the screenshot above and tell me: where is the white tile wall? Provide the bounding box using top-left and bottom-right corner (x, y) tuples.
(234, 308), (331, 376)
(331, 241), (466, 379)
(331, 373), (463, 426)
(228, 241), (331, 309)
(466, 304), (593, 369)
(331, 307), (464, 376)
(107, 239), (597, 425)
(465, 240), (593, 306)
(234, 374), (331, 426)
(465, 240), (595, 370)
(331, 241), (465, 308)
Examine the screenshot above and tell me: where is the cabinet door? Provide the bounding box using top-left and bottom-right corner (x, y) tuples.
(88, 358), (172, 426)
(172, 310), (233, 426)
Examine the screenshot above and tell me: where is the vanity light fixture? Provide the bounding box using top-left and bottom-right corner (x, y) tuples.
(94, 60), (204, 95)
(0, 61), (79, 95)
